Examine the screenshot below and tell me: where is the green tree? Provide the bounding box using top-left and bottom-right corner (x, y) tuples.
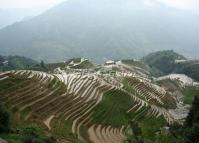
(127, 121), (144, 143)
(167, 96), (199, 143)
(184, 123), (199, 143)
(20, 125), (56, 143)
(0, 104), (10, 133)
(185, 96), (199, 127)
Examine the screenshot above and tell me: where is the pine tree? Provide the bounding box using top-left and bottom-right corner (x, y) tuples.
(40, 60), (45, 68)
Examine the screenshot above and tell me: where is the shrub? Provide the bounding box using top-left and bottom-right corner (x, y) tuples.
(20, 125), (56, 143)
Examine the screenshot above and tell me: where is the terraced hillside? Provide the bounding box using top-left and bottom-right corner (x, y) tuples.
(0, 69), (178, 143)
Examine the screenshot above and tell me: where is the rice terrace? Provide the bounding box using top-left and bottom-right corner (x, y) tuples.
(1, 54), (199, 143)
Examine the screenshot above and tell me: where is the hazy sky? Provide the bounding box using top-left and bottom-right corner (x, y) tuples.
(0, 0), (66, 9)
(0, 0), (198, 13)
(156, 0), (199, 12)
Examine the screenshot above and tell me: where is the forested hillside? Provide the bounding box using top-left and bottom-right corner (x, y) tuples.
(0, 55), (38, 71)
(143, 50), (199, 81)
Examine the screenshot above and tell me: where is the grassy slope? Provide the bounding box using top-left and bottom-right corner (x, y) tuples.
(139, 117), (167, 141)
(92, 89), (133, 128)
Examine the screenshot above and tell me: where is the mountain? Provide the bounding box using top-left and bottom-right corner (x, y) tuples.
(0, 8), (42, 29)
(0, 0), (199, 62)
(143, 50), (199, 81)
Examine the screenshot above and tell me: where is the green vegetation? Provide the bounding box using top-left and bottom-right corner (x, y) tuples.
(0, 72), (79, 143)
(29, 61), (49, 72)
(51, 119), (83, 143)
(176, 62), (199, 81)
(139, 117), (167, 141)
(1, 60), (198, 143)
(0, 55), (38, 71)
(143, 50), (186, 76)
(143, 50), (199, 81)
(0, 103), (56, 143)
(0, 104), (10, 133)
(126, 121), (144, 143)
(0, 75), (58, 143)
(126, 96), (199, 143)
(20, 125), (56, 143)
(185, 96), (199, 127)
(92, 89), (168, 141)
(123, 77), (176, 109)
(182, 87), (199, 104)
(0, 124), (56, 143)
(45, 62), (67, 71)
(126, 117), (167, 143)
(0, 55), (63, 72)
(168, 96), (199, 143)
(70, 60), (94, 69)
(50, 78), (68, 96)
(92, 89), (133, 127)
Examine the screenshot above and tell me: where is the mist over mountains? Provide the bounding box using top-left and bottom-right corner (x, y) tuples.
(0, 0), (199, 63)
(0, 8), (43, 29)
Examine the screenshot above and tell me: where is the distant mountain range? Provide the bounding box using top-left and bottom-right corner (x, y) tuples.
(0, 8), (43, 29)
(0, 0), (199, 63)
